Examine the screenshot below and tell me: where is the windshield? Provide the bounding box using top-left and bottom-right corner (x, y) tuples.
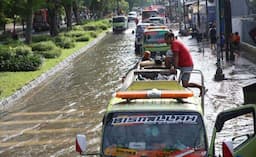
(142, 11), (159, 20)
(144, 31), (168, 44)
(113, 17), (126, 22)
(102, 111), (207, 157)
(150, 19), (164, 24)
(128, 12), (137, 16)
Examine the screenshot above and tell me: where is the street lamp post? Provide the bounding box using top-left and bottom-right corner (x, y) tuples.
(197, 0), (200, 29)
(116, 0), (119, 15)
(183, 0), (187, 30)
(205, 0), (209, 38)
(214, 0), (225, 81)
(169, 0), (172, 21)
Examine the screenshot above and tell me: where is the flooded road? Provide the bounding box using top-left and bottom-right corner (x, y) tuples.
(0, 22), (256, 156)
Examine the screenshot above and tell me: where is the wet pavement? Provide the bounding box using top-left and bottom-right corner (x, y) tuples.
(0, 22), (256, 156)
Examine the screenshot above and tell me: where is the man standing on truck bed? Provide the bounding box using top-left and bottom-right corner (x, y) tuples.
(164, 32), (205, 96)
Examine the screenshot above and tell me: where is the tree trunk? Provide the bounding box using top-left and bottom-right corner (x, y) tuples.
(25, 0), (33, 44)
(22, 19), (25, 31)
(3, 23), (6, 32)
(13, 17), (16, 34)
(48, 4), (59, 36)
(64, 4), (72, 30)
(73, 0), (81, 24)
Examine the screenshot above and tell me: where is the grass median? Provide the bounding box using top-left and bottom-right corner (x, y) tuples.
(0, 20), (111, 100)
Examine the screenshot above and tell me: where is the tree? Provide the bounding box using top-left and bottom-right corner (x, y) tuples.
(125, 0), (135, 11)
(24, 0), (45, 44)
(47, 0), (61, 36)
(62, 0), (73, 30)
(73, 0), (82, 24)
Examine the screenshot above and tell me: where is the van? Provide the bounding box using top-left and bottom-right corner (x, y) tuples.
(75, 70), (256, 157)
(112, 16), (128, 32)
(142, 26), (170, 57)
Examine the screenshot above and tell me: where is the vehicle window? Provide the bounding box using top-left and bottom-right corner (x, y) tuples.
(214, 113), (255, 156)
(158, 8), (165, 15)
(102, 111), (207, 157)
(144, 31), (167, 44)
(113, 17), (125, 22)
(142, 11), (159, 20)
(150, 19), (164, 24)
(128, 13), (136, 16)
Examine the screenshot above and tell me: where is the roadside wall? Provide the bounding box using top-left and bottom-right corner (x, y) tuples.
(0, 31), (109, 110)
(232, 17), (256, 63)
(241, 42), (256, 63)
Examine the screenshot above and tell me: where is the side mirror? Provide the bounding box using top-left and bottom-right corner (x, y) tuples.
(222, 141), (234, 157)
(76, 134), (87, 155)
(132, 30), (135, 34)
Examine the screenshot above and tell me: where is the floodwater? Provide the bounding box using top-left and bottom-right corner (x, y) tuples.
(0, 22), (255, 157)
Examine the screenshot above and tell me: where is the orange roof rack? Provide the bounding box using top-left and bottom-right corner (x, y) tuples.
(115, 89), (193, 99)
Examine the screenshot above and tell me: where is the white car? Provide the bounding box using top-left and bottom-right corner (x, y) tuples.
(128, 11), (138, 21)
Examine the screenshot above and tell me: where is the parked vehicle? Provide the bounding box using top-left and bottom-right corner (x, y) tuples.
(127, 11), (138, 22)
(141, 10), (159, 22)
(134, 23), (152, 54)
(112, 16), (128, 33)
(142, 26), (170, 57)
(33, 9), (49, 32)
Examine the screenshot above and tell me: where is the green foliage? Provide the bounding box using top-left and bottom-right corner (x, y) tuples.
(0, 31), (12, 42)
(0, 46), (43, 72)
(73, 25), (83, 31)
(64, 30), (85, 38)
(76, 34), (90, 42)
(0, 47), (14, 61)
(98, 23), (108, 30)
(14, 45), (33, 56)
(31, 41), (62, 58)
(35, 47), (62, 59)
(89, 31), (97, 38)
(82, 24), (98, 31)
(8, 55), (43, 71)
(32, 35), (51, 43)
(31, 41), (57, 51)
(54, 36), (75, 49)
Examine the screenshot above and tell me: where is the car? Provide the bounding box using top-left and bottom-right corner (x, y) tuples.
(134, 23), (152, 54)
(112, 15), (128, 33)
(127, 11), (138, 22)
(148, 16), (166, 25)
(141, 25), (170, 57)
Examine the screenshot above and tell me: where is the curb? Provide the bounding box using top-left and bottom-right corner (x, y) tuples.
(0, 30), (110, 110)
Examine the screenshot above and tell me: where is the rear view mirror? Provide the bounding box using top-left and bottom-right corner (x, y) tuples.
(222, 141), (234, 157)
(76, 134), (87, 155)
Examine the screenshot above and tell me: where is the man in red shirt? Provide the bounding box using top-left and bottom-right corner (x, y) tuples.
(164, 32), (204, 96)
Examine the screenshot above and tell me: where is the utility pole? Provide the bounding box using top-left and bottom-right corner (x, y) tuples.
(214, 0), (225, 81)
(183, 0), (186, 30)
(197, 0), (200, 29)
(205, 0), (209, 38)
(116, 0), (119, 15)
(168, 0), (172, 21)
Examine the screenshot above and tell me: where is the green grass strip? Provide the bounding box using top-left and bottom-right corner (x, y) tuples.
(0, 25), (109, 100)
